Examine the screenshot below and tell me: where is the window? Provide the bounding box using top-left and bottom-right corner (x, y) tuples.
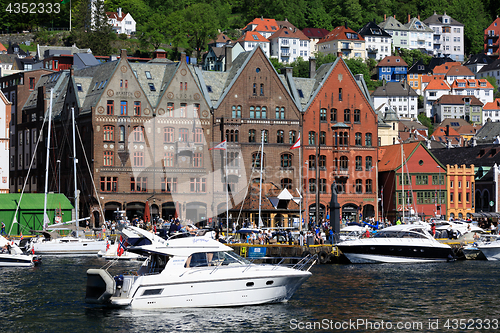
(355, 156), (362, 170)
(226, 129), (239, 142)
(131, 177), (147, 192)
(29, 77), (35, 90)
(339, 156), (348, 170)
(339, 88), (342, 101)
(263, 130), (268, 143)
(309, 178), (316, 193)
(365, 133), (372, 147)
(319, 179), (327, 193)
(179, 128), (189, 142)
(354, 109), (360, 123)
(416, 175), (428, 185)
(228, 152), (239, 167)
(320, 131), (326, 145)
(253, 83), (257, 95)
(319, 155), (326, 170)
(103, 126), (114, 141)
(133, 152), (144, 167)
(167, 103), (174, 117)
(120, 101), (127, 116)
(331, 108), (337, 122)
(145, 71), (152, 79)
(195, 128), (204, 143)
(320, 108), (327, 121)
(107, 100), (114, 115)
(100, 177), (117, 192)
(163, 152), (174, 167)
(103, 151), (114, 166)
(281, 153), (292, 169)
(232, 105), (242, 118)
(308, 155), (316, 169)
(190, 178), (206, 192)
(161, 177), (177, 193)
(119, 126), (125, 142)
(365, 179), (373, 193)
(366, 156), (372, 171)
(164, 127), (174, 142)
(399, 174), (410, 185)
(281, 178), (292, 189)
(355, 179), (363, 193)
(276, 107), (285, 119)
(432, 174), (444, 185)
(180, 103), (187, 117)
(133, 126), (145, 142)
(193, 153), (203, 167)
(289, 130), (296, 144)
(277, 130), (284, 143)
(252, 152), (264, 168)
(250, 106), (255, 119)
(149, 83), (156, 91)
(134, 101), (141, 116)
(249, 129), (256, 142)
(344, 109), (350, 122)
(308, 131), (316, 145)
(260, 83), (264, 96)
(124, 80), (128, 88)
(355, 133), (362, 146)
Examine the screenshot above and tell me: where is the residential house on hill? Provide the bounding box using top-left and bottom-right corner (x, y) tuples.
(376, 56), (408, 82)
(431, 125), (463, 148)
(377, 106), (399, 146)
(423, 79), (450, 117)
(316, 24), (366, 60)
(379, 15), (410, 51)
(268, 27), (310, 63)
(464, 53), (493, 75)
(378, 142), (446, 221)
(203, 43), (244, 72)
(405, 17), (434, 55)
(445, 65), (474, 85)
(371, 81), (418, 119)
(358, 20), (392, 60)
(484, 16), (500, 58)
(106, 8), (136, 35)
(7, 43), (28, 58)
(450, 78), (494, 106)
(407, 60), (428, 94)
(475, 121), (500, 145)
(302, 28), (330, 55)
(483, 98), (500, 123)
(243, 17), (279, 39)
(208, 33), (232, 48)
(438, 118), (479, 143)
(236, 31), (270, 58)
(424, 12), (464, 61)
(477, 58), (500, 90)
(432, 94), (483, 124)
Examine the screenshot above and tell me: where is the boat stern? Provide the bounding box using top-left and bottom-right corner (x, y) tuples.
(85, 269), (116, 304)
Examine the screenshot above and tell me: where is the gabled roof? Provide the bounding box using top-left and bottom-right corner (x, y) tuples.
(430, 144), (500, 167)
(428, 56), (456, 71)
(433, 62), (460, 75)
(421, 74), (444, 83)
(376, 56), (408, 67)
(405, 18), (433, 32)
(434, 95), (483, 106)
(423, 12), (463, 26)
(209, 32), (231, 45)
(483, 98), (500, 110)
(450, 79), (493, 90)
(407, 60), (428, 74)
(399, 119), (427, 131)
(268, 27), (309, 41)
(475, 122), (500, 144)
(379, 16), (409, 31)
(302, 28), (330, 39)
(318, 25), (365, 44)
(477, 58), (500, 74)
(358, 21), (391, 37)
(431, 126), (461, 137)
(236, 31), (269, 43)
(464, 53), (494, 66)
(243, 18), (279, 33)
(446, 65), (474, 77)
(424, 79), (450, 91)
(0, 43), (6, 52)
(106, 11), (130, 22)
(371, 81), (418, 97)
(378, 142), (421, 172)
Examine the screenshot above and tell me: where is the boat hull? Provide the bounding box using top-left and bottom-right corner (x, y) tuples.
(33, 239), (107, 254)
(0, 254), (38, 267)
(477, 246), (500, 261)
(338, 244), (454, 264)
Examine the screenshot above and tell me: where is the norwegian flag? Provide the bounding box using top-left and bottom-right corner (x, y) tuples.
(209, 140), (227, 150)
(106, 240), (110, 251)
(290, 135), (301, 150)
(116, 236), (128, 257)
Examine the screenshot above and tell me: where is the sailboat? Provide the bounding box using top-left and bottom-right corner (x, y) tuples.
(29, 94), (106, 254)
(0, 234), (41, 267)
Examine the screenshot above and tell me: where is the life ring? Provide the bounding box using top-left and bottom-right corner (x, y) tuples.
(318, 251), (329, 264)
(301, 251), (311, 257)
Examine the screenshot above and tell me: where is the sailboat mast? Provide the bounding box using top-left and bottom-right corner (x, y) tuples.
(401, 143), (404, 223)
(258, 130), (264, 228)
(43, 89), (53, 231)
(72, 107), (79, 235)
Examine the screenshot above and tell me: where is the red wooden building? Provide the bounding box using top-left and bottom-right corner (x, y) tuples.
(378, 142), (446, 222)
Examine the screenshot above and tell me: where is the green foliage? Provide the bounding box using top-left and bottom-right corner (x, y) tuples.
(418, 113), (434, 136)
(486, 76), (500, 98)
(314, 52), (337, 68)
(137, 12), (167, 50)
(183, 4), (220, 61)
(398, 48), (431, 67)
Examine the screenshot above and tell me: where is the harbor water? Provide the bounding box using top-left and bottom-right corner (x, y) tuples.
(2, 256), (500, 332)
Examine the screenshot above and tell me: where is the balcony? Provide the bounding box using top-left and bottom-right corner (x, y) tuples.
(341, 43), (352, 50)
(367, 47), (378, 53)
(281, 51), (290, 57)
(176, 141), (198, 154)
(486, 33), (499, 39)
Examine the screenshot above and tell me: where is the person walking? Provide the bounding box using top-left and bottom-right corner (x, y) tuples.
(0, 221), (6, 235)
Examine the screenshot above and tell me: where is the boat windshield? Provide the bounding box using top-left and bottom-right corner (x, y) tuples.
(185, 251), (251, 268)
(373, 229), (429, 239)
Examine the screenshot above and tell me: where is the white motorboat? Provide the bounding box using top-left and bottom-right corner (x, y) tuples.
(337, 224), (454, 264)
(462, 234), (498, 260)
(477, 236), (500, 261)
(97, 240), (146, 261)
(338, 225), (366, 242)
(0, 235), (41, 267)
(31, 231), (107, 255)
(85, 226), (314, 309)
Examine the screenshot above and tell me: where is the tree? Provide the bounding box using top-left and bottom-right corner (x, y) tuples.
(183, 4), (220, 61)
(486, 76), (500, 98)
(138, 12), (167, 50)
(418, 113), (434, 137)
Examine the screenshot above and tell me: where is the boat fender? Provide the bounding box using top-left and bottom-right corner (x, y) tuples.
(301, 251), (312, 257)
(318, 251), (328, 264)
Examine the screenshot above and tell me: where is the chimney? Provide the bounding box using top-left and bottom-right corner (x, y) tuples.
(152, 49), (167, 59)
(283, 67), (293, 77)
(337, 51), (342, 58)
(309, 57), (316, 78)
(345, 21), (348, 29)
(120, 49), (127, 59)
(384, 14), (386, 21)
(417, 14), (420, 20)
(118, 7), (122, 18)
(70, 65), (75, 77)
(446, 124), (450, 136)
(408, 14), (410, 23)
(224, 45), (233, 72)
(181, 52), (186, 63)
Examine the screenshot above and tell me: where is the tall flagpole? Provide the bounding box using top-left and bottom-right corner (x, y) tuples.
(299, 134), (302, 232)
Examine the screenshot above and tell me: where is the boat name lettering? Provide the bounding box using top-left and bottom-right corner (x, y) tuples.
(192, 238), (210, 243)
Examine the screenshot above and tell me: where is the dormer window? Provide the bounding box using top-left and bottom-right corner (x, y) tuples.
(145, 71), (152, 79)
(396, 59), (400, 62)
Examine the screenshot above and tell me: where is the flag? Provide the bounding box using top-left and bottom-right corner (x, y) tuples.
(209, 140), (227, 150)
(117, 235), (128, 257)
(290, 135), (301, 150)
(20, 232), (23, 240)
(61, 0), (70, 4)
(106, 240), (110, 251)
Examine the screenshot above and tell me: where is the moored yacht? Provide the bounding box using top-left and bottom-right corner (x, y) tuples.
(0, 235), (41, 267)
(337, 224), (454, 264)
(477, 237), (500, 261)
(85, 226), (314, 309)
(30, 231), (107, 255)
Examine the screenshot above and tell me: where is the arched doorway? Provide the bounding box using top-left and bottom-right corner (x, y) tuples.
(162, 202), (176, 221)
(342, 203), (358, 223)
(308, 203), (325, 224)
(151, 204), (159, 221)
(104, 202), (122, 222)
(186, 202), (207, 224)
(363, 204), (375, 219)
(274, 213), (284, 228)
(126, 202), (145, 221)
